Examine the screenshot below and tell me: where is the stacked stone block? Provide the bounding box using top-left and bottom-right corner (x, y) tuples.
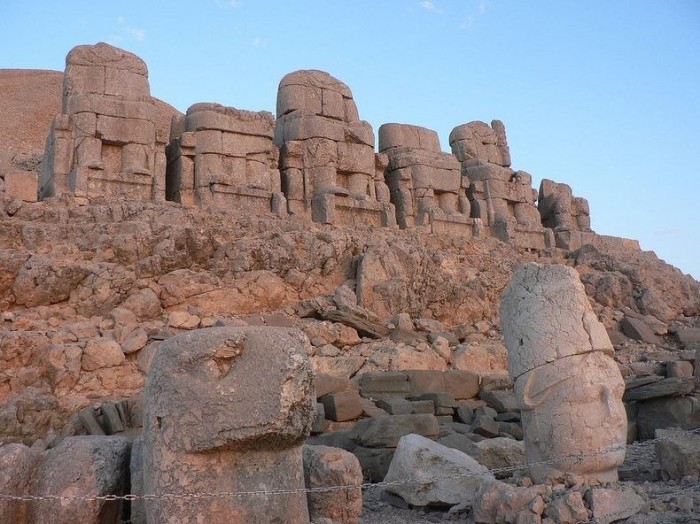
(450, 120), (552, 249)
(39, 43), (162, 201)
(166, 103), (284, 214)
(379, 123), (476, 236)
(538, 178), (596, 250)
(274, 70), (395, 227)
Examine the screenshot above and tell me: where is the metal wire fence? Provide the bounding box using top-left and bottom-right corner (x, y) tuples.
(2, 426), (699, 523)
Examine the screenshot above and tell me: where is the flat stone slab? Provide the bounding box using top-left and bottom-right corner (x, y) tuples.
(623, 377), (695, 401)
(586, 487), (645, 524)
(355, 414), (439, 448)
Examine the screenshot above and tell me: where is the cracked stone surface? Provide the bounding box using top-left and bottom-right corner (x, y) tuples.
(501, 263), (626, 484)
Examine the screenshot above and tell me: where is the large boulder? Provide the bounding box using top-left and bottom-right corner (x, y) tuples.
(383, 433), (495, 507)
(654, 427), (700, 480)
(32, 436), (130, 524)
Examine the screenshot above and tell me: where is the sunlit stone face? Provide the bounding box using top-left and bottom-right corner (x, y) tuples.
(515, 351), (627, 483)
(500, 263), (627, 484)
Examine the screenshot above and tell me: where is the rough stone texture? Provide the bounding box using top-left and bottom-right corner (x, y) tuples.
(39, 43), (168, 202)
(654, 427), (700, 479)
(166, 103), (281, 213)
(473, 437), (526, 473)
(319, 390), (364, 422)
(32, 435), (130, 524)
(275, 70), (394, 227)
(666, 360), (693, 378)
(450, 120), (549, 249)
(355, 414), (439, 448)
(472, 481), (545, 524)
(0, 58), (699, 524)
(383, 433), (495, 507)
(501, 263), (626, 483)
(586, 487), (645, 524)
(142, 326), (314, 524)
(635, 396), (700, 440)
(0, 69), (61, 163)
(544, 490), (588, 523)
(303, 444), (363, 524)
(501, 263), (615, 378)
(0, 443), (44, 524)
(623, 377), (694, 401)
(130, 435), (146, 524)
(379, 123), (472, 236)
(621, 316), (663, 345)
(538, 179), (591, 233)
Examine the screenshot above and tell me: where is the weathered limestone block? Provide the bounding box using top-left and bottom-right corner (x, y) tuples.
(166, 103), (279, 213)
(586, 487), (645, 524)
(500, 263), (627, 484)
(449, 120), (511, 168)
(0, 444), (44, 524)
(538, 178), (592, 235)
(275, 70), (394, 226)
(383, 434), (495, 507)
(473, 437), (526, 472)
(319, 390), (364, 422)
(379, 123), (472, 233)
(472, 481), (545, 524)
(303, 445), (363, 524)
(143, 326), (315, 524)
(40, 42), (160, 201)
(378, 123), (442, 152)
(451, 121), (546, 247)
(4, 171), (38, 202)
(32, 436), (130, 524)
(543, 491), (588, 523)
(355, 414), (439, 448)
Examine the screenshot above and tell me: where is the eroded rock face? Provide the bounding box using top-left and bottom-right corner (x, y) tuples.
(303, 444), (363, 524)
(142, 326), (315, 523)
(383, 433), (495, 507)
(379, 123), (468, 233)
(500, 263), (627, 484)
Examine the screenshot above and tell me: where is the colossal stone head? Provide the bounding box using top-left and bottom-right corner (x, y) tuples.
(500, 263), (627, 484)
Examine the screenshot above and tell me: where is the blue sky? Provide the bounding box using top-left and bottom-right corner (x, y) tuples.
(2, 1), (699, 279)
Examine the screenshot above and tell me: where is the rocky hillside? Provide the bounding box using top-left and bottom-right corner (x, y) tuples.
(0, 192), (697, 445)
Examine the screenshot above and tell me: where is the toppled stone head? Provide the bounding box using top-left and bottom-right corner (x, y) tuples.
(145, 326), (315, 452)
(500, 263), (626, 484)
(143, 326), (315, 523)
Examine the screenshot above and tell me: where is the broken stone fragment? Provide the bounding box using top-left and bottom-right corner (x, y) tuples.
(303, 444), (363, 524)
(383, 433), (496, 507)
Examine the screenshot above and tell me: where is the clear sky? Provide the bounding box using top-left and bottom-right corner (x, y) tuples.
(2, 1), (699, 279)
